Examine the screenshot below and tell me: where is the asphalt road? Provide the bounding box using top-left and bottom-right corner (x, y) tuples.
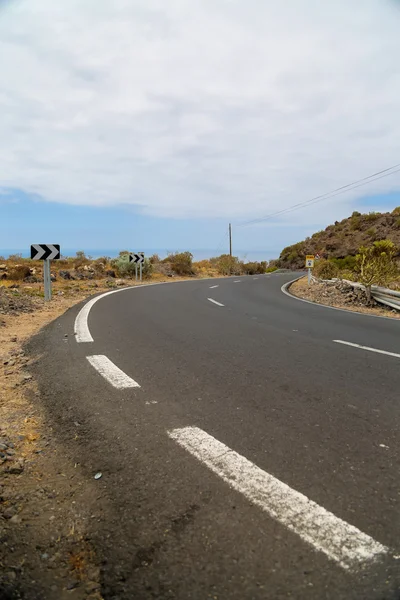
(28, 273), (400, 600)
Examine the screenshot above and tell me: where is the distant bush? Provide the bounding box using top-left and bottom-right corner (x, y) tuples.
(365, 212), (380, 222)
(366, 227), (376, 237)
(164, 251), (194, 276)
(74, 250), (90, 269)
(8, 265), (31, 281)
(351, 211), (362, 218)
(392, 206), (400, 216)
(210, 254), (244, 275)
(266, 266), (278, 273)
(8, 253), (23, 262)
(313, 259), (339, 280)
(350, 217), (361, 231)
(243, 261), (266, 275)
(330, 256), (357, 271)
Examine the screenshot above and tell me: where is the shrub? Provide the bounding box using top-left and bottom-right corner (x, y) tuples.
(350, 217), (361, 231)
(366, 227), (376, 237)
(8, 265), (32, 281)
(365, 212), (380, 222)
(351, 211), (361, 218)
(266, 266), (278, 273)
(243, 261), (266, 275)
(211, 254), (243, 275)
(165, 251), (194, 276)
(355, 240), (398, 301)
(392, 206), (400, 216)
(313, 259), (339, 280)
(8, 253), (23, 262)
(330, 255), (357, 271)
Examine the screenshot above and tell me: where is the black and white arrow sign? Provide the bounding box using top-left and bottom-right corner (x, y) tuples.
(129, 252), (145, 264)
(31, 244), (61, 261)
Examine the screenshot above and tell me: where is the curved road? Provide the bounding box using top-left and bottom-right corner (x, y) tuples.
(28, 273), (400, 600)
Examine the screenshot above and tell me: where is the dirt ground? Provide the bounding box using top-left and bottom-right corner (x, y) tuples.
(289, 277), (400, 319)
(0, 286), (116, 599)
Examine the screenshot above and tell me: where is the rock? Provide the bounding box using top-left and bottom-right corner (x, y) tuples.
(105, 270), (116, 278)
(59, 270), (73, 280)
(7, 462), (24, 475)
(22, 374), (33, 382)
(0, 442), (8, 451)
(10, 514), (21, 524)
(66, 580), (79, 590)
(10, 336), (17, 342)
(0, 264), (6, 270)
(115, 279), (126, 286)
(85, 581), (101, 594)
(3, 507), (16, 519)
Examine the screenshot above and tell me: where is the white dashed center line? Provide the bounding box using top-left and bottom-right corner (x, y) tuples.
(334, 340), (400, 359)
(207, 298), (224, 307)
(87, 355), (141, 389)
(209, 285), (219, 289)
(234, 280), (241, 283)
(168, 426), (388, 571)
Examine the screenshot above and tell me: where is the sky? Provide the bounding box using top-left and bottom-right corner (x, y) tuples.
(1, 0), (400, 259)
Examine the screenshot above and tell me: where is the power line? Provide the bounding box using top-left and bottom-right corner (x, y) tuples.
(238, 163), (400, 228)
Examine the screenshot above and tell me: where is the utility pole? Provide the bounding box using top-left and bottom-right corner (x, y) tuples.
(229, 223), (232, 257)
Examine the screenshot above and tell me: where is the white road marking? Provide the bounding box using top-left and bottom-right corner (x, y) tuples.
(234, 280), (241, 283)
(253, 277), (259, 280)
(207, 298), (224, 307)
(333, 340), (400, 359)
(87, 355), (141, 389)
(168, 426), (388, 571)
(209, 285), (219, 289)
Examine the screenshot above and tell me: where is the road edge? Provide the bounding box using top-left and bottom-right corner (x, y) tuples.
(281, 276), (400, 322)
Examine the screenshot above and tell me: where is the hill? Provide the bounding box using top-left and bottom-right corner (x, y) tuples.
(277, 207), (400, 270)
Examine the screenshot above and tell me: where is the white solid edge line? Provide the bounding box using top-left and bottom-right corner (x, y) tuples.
(168, 426), (388, 571)
(333, 340), (400, 359)
(87, 355), (140, 389)
(281, 277), (400, 322)
(209, 285), (219, 289)
(207, 297), (224, 307)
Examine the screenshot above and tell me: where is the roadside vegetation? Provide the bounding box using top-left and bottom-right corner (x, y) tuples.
(0, 251), (270, 302)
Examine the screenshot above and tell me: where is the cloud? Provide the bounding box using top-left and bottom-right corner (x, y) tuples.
(1, 0), (400, 226)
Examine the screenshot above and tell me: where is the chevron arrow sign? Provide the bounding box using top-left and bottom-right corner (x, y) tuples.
(31, 244), (61, 261)
(129, 252), (144, 264)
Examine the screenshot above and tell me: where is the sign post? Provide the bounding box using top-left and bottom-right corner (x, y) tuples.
(31, 244), (60, 301)
(129, 252), (145, 282)
(305, 255), (315, 285)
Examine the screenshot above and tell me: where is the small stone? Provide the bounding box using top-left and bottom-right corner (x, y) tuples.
(7, 462), (24, 475)
(85, 581), (100, 593)
(40, 553), (49, 560)
(23, 374), (32, 381)
(66, 580), (79, 590)
(3, 508), (16, 519)
(0, 443), (7, 451)
(94, 472), (102, 480)
(10, 336), (17, 342)
(10, 514), (21, 524)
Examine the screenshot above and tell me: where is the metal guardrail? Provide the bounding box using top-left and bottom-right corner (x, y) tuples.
(312, 277), (400, 311)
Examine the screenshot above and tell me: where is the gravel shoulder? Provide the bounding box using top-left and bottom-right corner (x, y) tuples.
(0, 288), (112, 599)
(289, 276), (400, 319)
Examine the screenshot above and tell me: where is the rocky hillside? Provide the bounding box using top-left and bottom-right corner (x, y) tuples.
(278, 207), (400, 269)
